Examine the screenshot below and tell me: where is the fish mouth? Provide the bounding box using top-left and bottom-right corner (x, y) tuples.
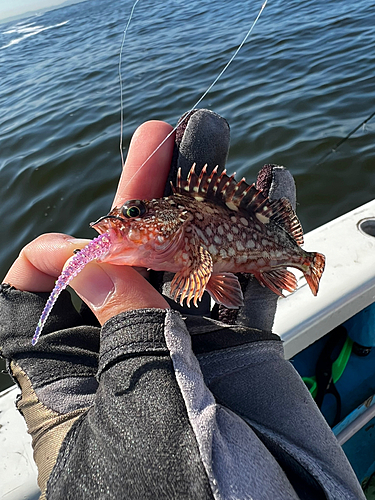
(90, 214), (125, 234)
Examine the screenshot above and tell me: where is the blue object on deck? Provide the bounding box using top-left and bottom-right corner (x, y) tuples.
(345, 302), (375, 347)
(334, 396), (375, 485)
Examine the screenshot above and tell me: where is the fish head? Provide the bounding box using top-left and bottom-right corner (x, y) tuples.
(90, 197), (192, 268)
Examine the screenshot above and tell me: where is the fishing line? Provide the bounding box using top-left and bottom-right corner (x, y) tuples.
(118, 0), (267, 183)
(119, 0), (141, 168)
(315, 109), (375, 166)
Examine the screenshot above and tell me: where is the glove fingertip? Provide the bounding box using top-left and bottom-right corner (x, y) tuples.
(256, 164), (297, 209)
(164, 109), (230, 196)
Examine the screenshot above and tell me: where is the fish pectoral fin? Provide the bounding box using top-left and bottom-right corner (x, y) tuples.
(255, 268), (298, 296)
(205, 273), (244, 309)
(170, 246), (213, 307)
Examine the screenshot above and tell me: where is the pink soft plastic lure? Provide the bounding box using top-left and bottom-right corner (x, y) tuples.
(32, 232), (111, 345)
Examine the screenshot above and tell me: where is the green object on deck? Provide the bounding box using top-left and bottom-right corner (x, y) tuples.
(302, 336), (353, 399)
(332, 336), (353, 383)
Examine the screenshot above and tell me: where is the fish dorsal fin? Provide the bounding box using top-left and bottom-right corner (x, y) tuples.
(268, 198), (304, 246)
(174, 163), (262, 211)
(243, 194), (304, 246)
(174, 164), (304, 245)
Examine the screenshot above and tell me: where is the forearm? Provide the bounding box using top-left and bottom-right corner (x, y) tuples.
(0, 287), (304, 500)
(46, 309), (214, 499)
(195, 330), (365, 500)
(0, 287), (213, 499)
(46, 308), (296, 500)
(0, 284), (100, 497)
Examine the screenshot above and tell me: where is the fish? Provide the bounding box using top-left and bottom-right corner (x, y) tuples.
(91, 163), (325, 309)
(32, 163), (325, 345)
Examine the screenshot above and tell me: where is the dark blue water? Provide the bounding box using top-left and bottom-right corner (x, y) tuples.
(1, 0), (375, 270)
(0, 0), (374, 388)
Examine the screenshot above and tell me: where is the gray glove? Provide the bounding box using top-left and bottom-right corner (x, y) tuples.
(153, 108), (297, 334)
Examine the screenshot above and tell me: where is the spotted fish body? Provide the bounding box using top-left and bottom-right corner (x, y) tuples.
(92, 164), (325, 308)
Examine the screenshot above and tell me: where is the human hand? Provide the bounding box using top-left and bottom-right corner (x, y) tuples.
(143, 110), (297, 334)
(214, 163), (297, 332)
(0, 110), (307, 500)
(4, 109), (297, 335)
(3, 121), (176, 326)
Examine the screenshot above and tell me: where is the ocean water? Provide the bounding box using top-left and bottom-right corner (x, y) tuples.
(0, 0), (374, 388)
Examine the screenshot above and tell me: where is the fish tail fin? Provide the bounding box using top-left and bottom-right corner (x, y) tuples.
(304, 252), (325, 296)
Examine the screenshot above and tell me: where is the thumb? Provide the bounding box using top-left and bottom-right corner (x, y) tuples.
(68, 260), (169, 326)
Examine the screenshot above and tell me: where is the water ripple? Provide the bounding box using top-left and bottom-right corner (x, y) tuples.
(0, 0), (374, 281)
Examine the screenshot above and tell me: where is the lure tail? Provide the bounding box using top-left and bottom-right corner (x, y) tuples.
(32, 232), (111, 345)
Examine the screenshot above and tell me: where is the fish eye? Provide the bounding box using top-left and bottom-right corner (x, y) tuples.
(121, 200), (146, 218)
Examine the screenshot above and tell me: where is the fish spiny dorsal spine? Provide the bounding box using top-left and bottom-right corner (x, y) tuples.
(176, 164), (267, 215)
(198, 164), (208, 192)
(219, 172), (237, 198)
(174, 164), (305, 245)
(226, 178), (248, 204)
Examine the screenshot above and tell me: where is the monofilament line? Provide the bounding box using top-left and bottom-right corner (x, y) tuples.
(119, 0), (267, 185)
(119, 0), (141, 168)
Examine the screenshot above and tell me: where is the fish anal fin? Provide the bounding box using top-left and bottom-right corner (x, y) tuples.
(170, 246), (213, 307)
(255, 268), (298, 296)
(205, 272), (244, 309)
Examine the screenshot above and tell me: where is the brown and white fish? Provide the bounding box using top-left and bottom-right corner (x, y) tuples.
(92, 164), (325, 309)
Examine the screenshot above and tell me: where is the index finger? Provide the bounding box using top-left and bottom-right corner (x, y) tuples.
(112, 120), (175, 208)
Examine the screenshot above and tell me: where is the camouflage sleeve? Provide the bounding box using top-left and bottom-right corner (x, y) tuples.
(0, 284), (100, 498)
